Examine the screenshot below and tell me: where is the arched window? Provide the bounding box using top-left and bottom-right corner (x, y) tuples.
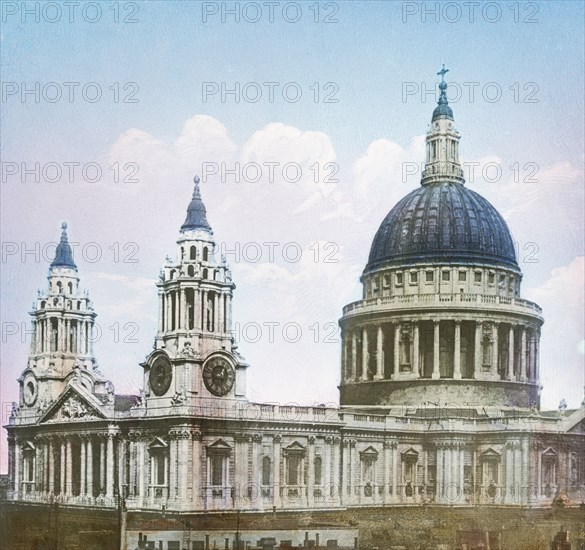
(67, 282), (73, 294)
(202, 268), (208, 280)
(203, 247), (209, 262)
(169, 270), (175, 280)
(56, 281), (62, 294)
(190, 246), (196, 260)
(262, 456), (271, 486)
(180, 247), (184, 260)
(40, 301), (46, 309)
(187, 265), (194, 277)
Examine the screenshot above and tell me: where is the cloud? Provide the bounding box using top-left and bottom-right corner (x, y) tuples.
(524, 256), (585, 409)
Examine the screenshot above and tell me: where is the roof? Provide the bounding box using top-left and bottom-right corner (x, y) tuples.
(366, 181), (519, 272)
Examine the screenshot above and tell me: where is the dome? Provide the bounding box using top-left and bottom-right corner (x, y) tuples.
(366, 181), (518, 272)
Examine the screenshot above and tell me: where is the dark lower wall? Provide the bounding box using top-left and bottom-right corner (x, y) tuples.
(340, 380), (539, 409)
(2, 502), (584, 550)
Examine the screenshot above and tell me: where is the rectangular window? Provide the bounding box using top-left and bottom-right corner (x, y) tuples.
(488, 272), (495, 284)
(286, 455), (303, 485)
(425, 271), (434, 283)
(210, 455), (224, 486)
(396, 272), (403, 285)
(458, 271), (467, 282)
(499, 274), (506, 286)
(474, 271), (482, 283)
(442, 270), (451, 282)
(410, 271), (418, 284)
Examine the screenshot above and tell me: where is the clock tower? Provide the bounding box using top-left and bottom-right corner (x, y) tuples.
(143, 176), (248, 413)
(18, 222), (113, 419)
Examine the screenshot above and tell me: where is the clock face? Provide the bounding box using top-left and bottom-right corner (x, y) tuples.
(23, 374), (38, 406)
(202, 356), (235, 397)
(149, 356), (173, 396)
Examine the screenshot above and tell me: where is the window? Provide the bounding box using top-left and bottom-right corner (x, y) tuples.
(262, 457), (271, 486)
(488, 272), (495, 285)
(210, 454), (224, 486)
(203, 247), (209, 262)
(396, 272), (403, 285)
(410, 271), (418, 284)
(314, 456), (322, 486)
(425, 271), (434, 283)
(474, 272), (482, 283)
(458, 271), (467, 282)
(383, 274), (390, 287)
(442, 270), (451, 282)
(499, 274), (506, 287)
(287, 455), (302, 485)
(190, 245), (197, 260)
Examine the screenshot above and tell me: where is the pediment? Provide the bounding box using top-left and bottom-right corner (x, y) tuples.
(360, 445), (379, 457)
(40, 385), (106, 424)
(149, 437), (168, 449)
(480, 448), (501, 459)
(562, 408), (585, 433)
(284, 441), (306, 453)
(401, 447), (419, 458)
(207, 438), (231, 453)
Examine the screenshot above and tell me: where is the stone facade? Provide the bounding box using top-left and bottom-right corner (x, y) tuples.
(5, 77), (585, 520)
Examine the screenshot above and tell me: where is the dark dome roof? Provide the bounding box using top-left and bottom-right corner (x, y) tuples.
(367, 181), (518, 271)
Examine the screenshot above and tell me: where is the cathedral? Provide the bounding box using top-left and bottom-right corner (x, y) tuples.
(5, 74), (585, 531)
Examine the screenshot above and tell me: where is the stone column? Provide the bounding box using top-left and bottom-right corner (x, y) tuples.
(492, 322), (500, 377)
(391, 443), (398, 503)
(413, 323), (420, 378)
(351, 331), (357, 381)
(158, 293), (164, 333)
(179, 289), (186, 330)
(13, 439), (20, 498)
(86, 437), (93, 498)
(201, 290), (207, 331)
(106, 433), (115, 499)
(173, 291), (180, 331)
(252, 434), (262, 503)
(535, 330), (540, 383)
(169, 432), (177, 501)
(60, 439), (66, 495)
(218, 292), (225, 333)
(65, 438), (73, 496)
(453, 321), (461, 379)
(332, 437), (340, 503)
(520, 328), (527, 382)
(137, 439), (145, 505)
(383, 442), (391, 504)
(65, 319), (70, 352)
(273, 435), (281, 509)
(214, 293), (220, 332)
(474, 322), (482, 379)
(361, 327), (369, 381)
(178, 431), (190, 505)
(99, 438), (106, 495)
(192, 432), (202, 506)
(432, 321), (440, 379)
(80, 437), (86, 496)
(507, 326), (514, 380)
(194, 289), (202, 332)
(48, 439), (55, 494)
(436, 445), (443, 503)
(375, 326), (384, 379)
(393, 323), (400, 378)
(76, 320), (81, 354)
(307, 436), (315, 508)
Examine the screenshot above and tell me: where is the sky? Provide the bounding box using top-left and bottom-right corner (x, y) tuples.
(1, 0), (584, 472)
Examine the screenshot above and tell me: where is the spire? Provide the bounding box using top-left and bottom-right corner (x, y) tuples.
(180, 175), (212, 233)
(421, 65), (464, 187)
(50, 222), (77, 269)
(432, 64), (454, 122)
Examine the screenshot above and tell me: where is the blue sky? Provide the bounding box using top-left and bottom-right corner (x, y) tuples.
(1, 1), (584, 471)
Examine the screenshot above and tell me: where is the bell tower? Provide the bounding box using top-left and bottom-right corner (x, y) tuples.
(143, 176), (248, 410)
(18, 223), (113, 418)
